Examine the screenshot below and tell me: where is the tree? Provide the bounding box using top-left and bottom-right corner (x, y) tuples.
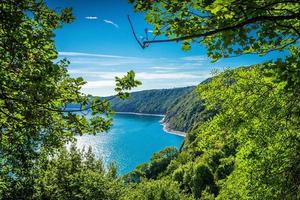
(194, 66), (300, 199)
(0, 0), (140, 198)
(124, 147), (179, 183)
(121, 179), (192, 200)
(129, 0), (299, 59)
(128, 1), (300, 199)
(33, 144), (124, 200)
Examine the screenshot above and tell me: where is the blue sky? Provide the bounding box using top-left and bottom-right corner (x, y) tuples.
(50, 0), (282, 96)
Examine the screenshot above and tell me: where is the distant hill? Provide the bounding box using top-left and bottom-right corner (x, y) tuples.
(105, 82), (215, 133)
(106, 86), (195, 115)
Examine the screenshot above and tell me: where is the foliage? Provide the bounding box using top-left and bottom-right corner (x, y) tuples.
(115, 70), (142, 100)
(129, 0), (300, 60)
(33, 144), (124, 200)
(2, 0), (300, 199)
(107, 86), (194, 114)
(124, 147), (179, 183)
(128, 64), (300, 199)
(196, 65), (300, 199)
(127, 1), (300, 199)
(163, 82), (216, 133)
(121, 179), (192, 200)
(107, 84), (215, 133)
(0, 0), (140, 198)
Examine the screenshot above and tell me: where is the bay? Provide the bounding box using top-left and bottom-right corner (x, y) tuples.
(75, 113), (184, 175)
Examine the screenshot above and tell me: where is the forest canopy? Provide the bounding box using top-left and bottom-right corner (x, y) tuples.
(0, 0), (299, 199)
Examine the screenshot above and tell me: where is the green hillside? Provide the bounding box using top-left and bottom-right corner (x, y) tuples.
(123, 66), (300, 199)
(106, 81), (215, 134)
(3, 0), (300, 199)
(107, 86), (194, 115)
(163, 81), (216, 133)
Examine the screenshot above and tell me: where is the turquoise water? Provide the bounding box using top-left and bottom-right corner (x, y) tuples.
(75, 114), (184, 175)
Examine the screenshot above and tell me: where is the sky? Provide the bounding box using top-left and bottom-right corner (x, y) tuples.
(49, 0), (282, 96)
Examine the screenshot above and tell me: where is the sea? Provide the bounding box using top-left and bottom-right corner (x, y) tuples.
(75, 113), (184, 175)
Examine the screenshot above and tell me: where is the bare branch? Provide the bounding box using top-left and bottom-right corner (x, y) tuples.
(127, 15), (145, 49)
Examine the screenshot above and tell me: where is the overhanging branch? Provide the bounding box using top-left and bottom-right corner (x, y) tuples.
(127, 15), (145, 49)
(129, 13), (300, 48)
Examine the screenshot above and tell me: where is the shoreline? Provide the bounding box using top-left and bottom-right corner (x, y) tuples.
(162, 122), (186, 137)
(115, 112), (165, 117)
(115, 112), (186, 137)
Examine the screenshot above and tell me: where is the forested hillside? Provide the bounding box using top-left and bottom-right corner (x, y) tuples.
(106, 85), (214, 133)
(106, 86), (194, 114)
(2, 0), (299, 200)
(163, 80), (216, 132)
(122, 0), (300, 199)
(106, 82), (215, 133)
(123, 65), (300, 200)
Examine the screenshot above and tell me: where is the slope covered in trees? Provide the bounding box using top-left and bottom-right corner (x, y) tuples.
(1, 0), (300, 199)
(123, 65), (300, 199)
(105, 85), (214, 133)
(106, 86), (194, 114)
(123, 0), (300, 199)
(106, 82), (216, 133)
(163, 80), (216, 133)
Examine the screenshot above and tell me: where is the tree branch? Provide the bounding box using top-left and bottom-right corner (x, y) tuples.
(140, 14), (300, 46)
(127, 15), (145, 49)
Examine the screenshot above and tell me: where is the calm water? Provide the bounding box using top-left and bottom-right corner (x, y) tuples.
(75, 114), (184, 175)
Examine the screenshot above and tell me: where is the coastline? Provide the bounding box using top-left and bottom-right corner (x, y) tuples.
(115, 111), (165, 117)
(115, 112), (187, 137)
(162, 122), (186, 137)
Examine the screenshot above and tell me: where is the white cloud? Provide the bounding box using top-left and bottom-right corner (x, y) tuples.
(103, 19), (119, 28)
(85, 16), (98, 20)
(147, 30), (153, 33)
(151, 66), (178, 70)
(58, 52), (136, 59)
(82, 80), (115, 89)
(181, 55), (208, 61)
(136, 72), (201, 80)
(69, 66), (210, 81)
(57, 51), (218, 96)
(70, 70), (207, 81)
(58, 52), (148, 66)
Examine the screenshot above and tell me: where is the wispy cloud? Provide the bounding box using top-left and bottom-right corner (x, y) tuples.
(181, 55), (208, 61)
(82, 80), (116, 89)
(58, 51), (149, 67)
(151, 66), (178, 70)
(58, 51), (220, 96)
(85, 16), (98, 20)
(103, 19), (119, 28)
(59, 52), (137, 59)
(69, 70), (207, 81)
(136, 72), (203, 80)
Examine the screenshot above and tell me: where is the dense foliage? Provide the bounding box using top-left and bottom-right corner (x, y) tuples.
(106, 85), (214, 133)
(0, 0), (140, 199)
(124, 64), (300, 199)
(124, 147), (179, 183)
(106, 86), (194, 114)
(163, 81), (215, 132)
(1, 0), (300, 199)
(33, 144), (124, 200)
(124, 0), (300, 199)
(129, 0), (299, 59)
